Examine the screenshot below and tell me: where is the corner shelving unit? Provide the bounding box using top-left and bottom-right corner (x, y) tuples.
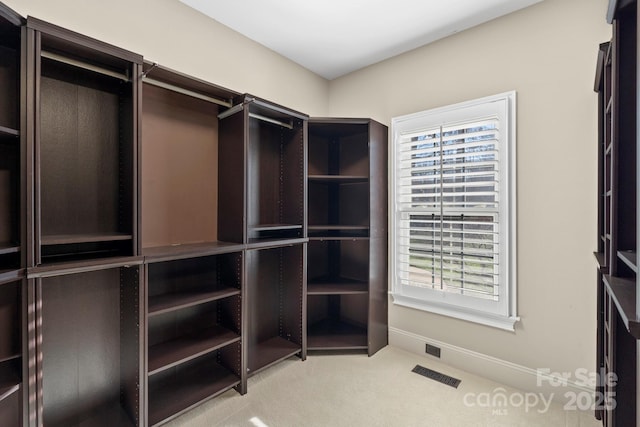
(594, 1), (638, 425)
(306, 118), (388, 356)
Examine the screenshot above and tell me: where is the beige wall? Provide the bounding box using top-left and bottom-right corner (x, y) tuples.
(3, 0), (329, 116)
(329, 0), (611, 375)
(8, 0), (612, 380)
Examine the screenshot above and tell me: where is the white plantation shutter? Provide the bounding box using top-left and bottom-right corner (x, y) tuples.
(391, 92), (517, 330)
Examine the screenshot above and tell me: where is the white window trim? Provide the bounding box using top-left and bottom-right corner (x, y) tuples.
(390, 91), (518, 331)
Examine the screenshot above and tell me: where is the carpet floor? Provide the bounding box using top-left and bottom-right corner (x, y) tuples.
(165, 346), (600, 427)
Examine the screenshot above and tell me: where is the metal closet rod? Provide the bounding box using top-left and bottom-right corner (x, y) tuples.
(41, 50), (130, 82)
(248, 112), (293, 129)
(142, 76), (232, 108)
(218, 104), (295, 129)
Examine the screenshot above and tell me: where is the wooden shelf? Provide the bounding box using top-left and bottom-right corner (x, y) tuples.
(41, 233), (132, 245)
(0, 370), (20, 403)
(0, 243), (19, 255)
(594, 251), (608, 271)
(149, 288), (240, 317)
(0, 125), (19, 138)
(148, 358), (240, 426)
(602, 275), (640, 338)
(248, 336), (300, 375)
(308, 175), (368, 184)
(251, 224), (302, 232)
(245, 237), (308, 250)
(50, 402), (136, 427)
(309, 236), (369, 242)
(143, 241), (245, 263)
(308, 276), (368, 295)
(309, 225), (368, 231)
(0, 269), (21, 285)
(148, 326), (240, 375)
(617, 250), (637, 273)
(307, 318), (368, 350)
(0, 353), (20, 364)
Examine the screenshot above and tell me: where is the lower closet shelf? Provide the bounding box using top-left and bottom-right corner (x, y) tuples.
(307, 318), (367, 350)
(148, 358), (240, 426)
(148, 326), (240, 375)
(249, 336), (300, 375)
(64, 402), (136, 427)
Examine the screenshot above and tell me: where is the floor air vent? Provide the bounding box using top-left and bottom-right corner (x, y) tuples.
(412, 365), (461, 388)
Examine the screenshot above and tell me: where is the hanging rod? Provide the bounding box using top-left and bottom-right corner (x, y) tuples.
(217, 104), (295, 129)
(143, 77), (232, 108)
(248, 113), (293, 129)
(41, 50), (130, 82)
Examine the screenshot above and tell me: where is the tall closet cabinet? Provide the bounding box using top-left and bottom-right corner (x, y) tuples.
(593, 0), (639, 425)
(0, 4), (25, 427)
(306, 118), (388, 355)
(0, 2), (389, 425)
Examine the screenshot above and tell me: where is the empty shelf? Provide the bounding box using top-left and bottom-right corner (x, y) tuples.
(50, 402), (136, 427)
(308, 225), (369, 239)
(308, 175), (368, 184)
(309, 225), (368, 230)
(307, 318), (367, 350)
(308, 276), (368, 295)
(251, 224), (302, 232)
(0, 125), (19, 138)
(249, 336), (300, 375)
(0, 371), (20, 402)
(617, 250), (637, 273)
(148, 359), (240, 426)
(149, 288), (240, 317)
(42, 233), (132, 245)
(593, 251), (607, 271)
(0, 243), (19, 255)
(0, 353), (20, 364)
(0, 269), (21, 285)
(143, 241), (245, 262)
(148, 326), (240, 375)
(602, 275), (640, 338)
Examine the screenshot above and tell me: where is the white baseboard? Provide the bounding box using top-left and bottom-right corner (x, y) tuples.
(390, 327), (595, 406)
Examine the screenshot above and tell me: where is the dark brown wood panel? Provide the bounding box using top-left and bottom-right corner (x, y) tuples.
(39, 267), (139, 426)
(39, 71), (121, 237)
(141, 84), (219, 248)
(217, 111), (245, 243)
(147, 351), (240, 426)
(0, 45), (18, 130)
(0, 280), (19, 361)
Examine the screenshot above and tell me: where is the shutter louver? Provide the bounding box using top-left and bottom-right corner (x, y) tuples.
(397, 118), (500, 301)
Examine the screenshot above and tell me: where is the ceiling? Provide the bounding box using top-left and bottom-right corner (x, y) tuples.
(179, 0), (543, 80)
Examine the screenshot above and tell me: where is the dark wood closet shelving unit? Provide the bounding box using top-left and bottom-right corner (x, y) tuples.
(306, 118), (388, 356)
(34, 262), (143, 427)
(218, 94), (308, 376)
(140, 63), (247, 426)
(144, 249), (243, 426)
(0, 2), (389, 424)
(594, 1), (639, 425)
(245, 244), (305, 375)
(0, 4), (25, 426)
(26, 17), (141, 266)
(218, 94), (307, 245)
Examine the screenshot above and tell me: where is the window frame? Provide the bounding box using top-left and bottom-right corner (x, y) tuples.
(390, 91), (518, 331)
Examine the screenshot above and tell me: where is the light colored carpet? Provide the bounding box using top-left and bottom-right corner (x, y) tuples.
(165, 346), (600, 427)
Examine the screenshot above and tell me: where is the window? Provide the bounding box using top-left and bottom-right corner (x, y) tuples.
(391, 92), (518, 330)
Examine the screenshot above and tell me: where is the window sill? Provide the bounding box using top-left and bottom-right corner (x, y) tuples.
(391, 293), (519, 331)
